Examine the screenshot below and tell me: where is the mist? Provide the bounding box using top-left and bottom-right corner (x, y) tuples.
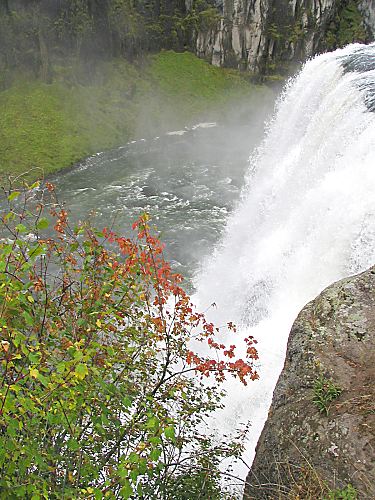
(50, 83), (278, 289)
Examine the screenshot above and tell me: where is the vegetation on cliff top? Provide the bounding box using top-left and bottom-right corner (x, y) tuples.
(0, 0), (217, 82)
(325, 0), (369, 50)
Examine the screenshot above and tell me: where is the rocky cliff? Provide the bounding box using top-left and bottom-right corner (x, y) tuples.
(244, 267), (375, 498)
(194, 0), (375, 75)
(360, 0), (375, 36)
(2, 0), (374, 80)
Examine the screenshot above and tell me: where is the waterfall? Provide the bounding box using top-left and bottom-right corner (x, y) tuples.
(193, 43), (375, 482)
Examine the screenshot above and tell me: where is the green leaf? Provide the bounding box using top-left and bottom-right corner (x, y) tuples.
(94, 490), (104, 500)
(164, 426), (175, 441)
(67, 439), (80, 451)
(29, 244), (46, 258)
(123, 396), (132, 407)
(137, 482), (143, 497)
(70, 242), (79, 252)
(37, 373), (49, 387)
(15, 224), (27, 233)
(128, 452), (139, 464)
(149, 448), (161, 461)
(75, 363), (89, 380)
(36, 218), (49, 230)
(73, 349), (83, 361)
(119, 480), (133, 499)
(7, 419), (18, 437)
(21, 262), (32, 271)
(137, 458), (147, 474)
(8, 191), (21, 202)
(149, 436), (161, 446)
(29, 368), (39, 379)
(146, 416), (159, 430)
(2, 244), (13, 255)
(56, 361), (67, 373)
(12, 331), (25, 348)
(22, 311), (34, 326)
(28, 352), (40, 364)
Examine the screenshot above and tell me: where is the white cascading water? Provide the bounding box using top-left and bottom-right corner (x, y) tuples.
(193, 43), (375, 484)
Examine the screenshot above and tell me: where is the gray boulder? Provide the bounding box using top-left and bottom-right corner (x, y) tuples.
(244, 267), (375, 499)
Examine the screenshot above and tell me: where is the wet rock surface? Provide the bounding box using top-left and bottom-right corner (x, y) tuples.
(244, 267), (375, 499)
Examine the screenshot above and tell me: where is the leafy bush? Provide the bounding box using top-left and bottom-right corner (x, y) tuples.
(0, 182), (258, 498)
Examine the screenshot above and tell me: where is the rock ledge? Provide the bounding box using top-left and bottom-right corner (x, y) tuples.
(244, 267), (375, 499)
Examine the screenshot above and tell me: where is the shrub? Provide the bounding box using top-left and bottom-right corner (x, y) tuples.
(0, 182), (258, 498)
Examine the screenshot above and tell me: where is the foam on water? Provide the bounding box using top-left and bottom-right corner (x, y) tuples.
(193, 43), (375, 483)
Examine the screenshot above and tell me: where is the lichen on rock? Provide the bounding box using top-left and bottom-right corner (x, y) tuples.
(244, 266), (375, 499)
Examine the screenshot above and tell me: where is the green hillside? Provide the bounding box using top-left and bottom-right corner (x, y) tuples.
(0, 51), (270, 182)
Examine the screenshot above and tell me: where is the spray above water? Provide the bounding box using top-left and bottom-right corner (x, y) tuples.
(193, 43), (375, 480)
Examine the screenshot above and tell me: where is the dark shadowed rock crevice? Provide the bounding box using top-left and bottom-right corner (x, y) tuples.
(244, 266), (375, 499)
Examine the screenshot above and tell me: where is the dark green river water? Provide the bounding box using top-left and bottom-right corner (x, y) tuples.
(52, 122), (265, 287)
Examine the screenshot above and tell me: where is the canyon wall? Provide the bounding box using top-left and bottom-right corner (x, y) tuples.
(193, 0), (374, 75)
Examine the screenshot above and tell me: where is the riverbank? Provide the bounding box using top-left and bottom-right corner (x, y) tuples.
(0, 51), (273, 183)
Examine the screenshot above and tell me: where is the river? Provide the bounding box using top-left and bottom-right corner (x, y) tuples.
(52, 120), (270, 287)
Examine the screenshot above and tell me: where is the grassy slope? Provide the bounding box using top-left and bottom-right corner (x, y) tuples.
(0, 51), (271, 182)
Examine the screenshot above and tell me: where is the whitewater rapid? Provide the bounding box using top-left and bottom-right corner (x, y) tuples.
(193, 43), (375, 484)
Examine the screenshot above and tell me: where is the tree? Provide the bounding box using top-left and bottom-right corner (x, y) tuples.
(0, 182), (259, 498)
(55, 0), (94, 59)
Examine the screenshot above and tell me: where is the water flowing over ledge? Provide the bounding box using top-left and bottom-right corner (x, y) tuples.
(193, 43), (375, 485)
